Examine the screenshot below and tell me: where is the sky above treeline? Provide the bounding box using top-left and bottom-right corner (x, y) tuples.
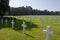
(9, 0), (60, 11)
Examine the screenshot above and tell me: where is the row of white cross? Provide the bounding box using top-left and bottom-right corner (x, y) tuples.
(1, 16), (60, 40)
(1, 17), (59, 28)
(1, 19), (53, 40)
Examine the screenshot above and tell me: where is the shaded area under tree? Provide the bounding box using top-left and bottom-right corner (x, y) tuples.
(0, 17), (38, 31)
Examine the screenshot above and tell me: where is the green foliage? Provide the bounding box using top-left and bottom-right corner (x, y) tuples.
(0, 0), (10, 18)
(9, 6), (60, 15)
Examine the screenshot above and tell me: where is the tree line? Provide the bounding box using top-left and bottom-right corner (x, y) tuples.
(9, 6), (60, 15)
(0, 0), (10, 18)
(0, 0), (60, 18)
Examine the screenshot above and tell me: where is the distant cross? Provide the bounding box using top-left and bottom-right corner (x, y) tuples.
(21, 21), (27, 34)
(22, 16), (24, 22)
(50, 18), (52, 24)
(26, 16), (28, 20)
(43, 26), (53, 40)
(30, 17), (32, 25)
(33, 16), (36, 21)
(5, 19), (8, 26)
(12, 20), (14, 29)
(40, 18), (44, 27)
(1, 18), (3, 24)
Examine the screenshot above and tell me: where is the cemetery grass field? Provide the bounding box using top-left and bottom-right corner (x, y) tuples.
(0, 15), (60, 40)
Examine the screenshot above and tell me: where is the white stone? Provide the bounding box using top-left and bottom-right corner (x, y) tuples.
(40, 18), (44, 26)
(40, 18), (43, 23)
(12, 20), (14, 29)
(21, 21), (27, 34)
(26, 16), (29, 20)
(43, 26), (53, 40)
(50, 18), (52, 24)
(5, 19), (8, 26)
(30, 17), (32, 25)
(22, 17), (24, 22)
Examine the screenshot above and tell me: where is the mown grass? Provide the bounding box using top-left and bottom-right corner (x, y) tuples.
(0, 15), (60, 40)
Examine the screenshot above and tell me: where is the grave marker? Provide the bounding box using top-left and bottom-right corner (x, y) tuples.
(30, 17), (32, 25)
(5, 19), (8, 26)
(26, 16), (29, 20)
(50, 18), (52, 24)
(21, 21), (27, 34)
(40, 18), (44, 27)
(33, 16), (36, 21)
(12, 20), (14, 29)
(43, 26), (53, 40)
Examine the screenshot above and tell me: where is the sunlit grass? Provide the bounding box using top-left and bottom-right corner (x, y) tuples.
(0, 15), (60, 40)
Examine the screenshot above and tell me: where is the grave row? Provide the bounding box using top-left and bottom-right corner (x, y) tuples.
(0, 19), (54, 40)
(0, 17), (60, 29)
(0, 16), (60, 40)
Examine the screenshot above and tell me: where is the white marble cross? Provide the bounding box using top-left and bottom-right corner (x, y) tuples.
(16, 16), (18, 22)
(30, 17), (32, 25)
(43, 26), (53, 40)
(5, 19), (8, 26)
(26, 16), (29, 20)
(33, 16), (36, 21)
(11, 20), (14, 29)
(22, 16), (24, 22)
(40, 18), (44, 26)
(1, 18), (3, 24)
(21, 21), (27, 34)
(40, 18), (44, 23)
(50, 18), (52, 24)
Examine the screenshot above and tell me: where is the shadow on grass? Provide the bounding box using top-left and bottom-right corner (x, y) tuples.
(0, 17), (38, 31)
(24, 33), (35, 38)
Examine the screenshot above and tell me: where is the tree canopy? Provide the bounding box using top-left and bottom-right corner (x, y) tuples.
(0, 0), (10, 18)
(9, 6), (60, 15)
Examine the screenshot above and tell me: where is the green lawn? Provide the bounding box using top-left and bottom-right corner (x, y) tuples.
(0, 15), (60, 40)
